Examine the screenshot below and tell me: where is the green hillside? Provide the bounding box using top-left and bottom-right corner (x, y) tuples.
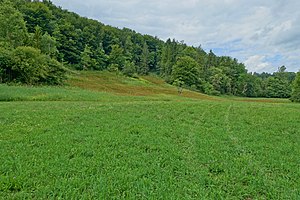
(0, 0), (299, 100)
(0, 71), (218, 102)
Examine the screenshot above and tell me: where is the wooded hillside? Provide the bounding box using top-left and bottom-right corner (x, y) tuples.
(0, 0), (298, 99)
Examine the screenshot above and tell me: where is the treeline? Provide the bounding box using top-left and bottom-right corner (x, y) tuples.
(0, 0), (299, 100)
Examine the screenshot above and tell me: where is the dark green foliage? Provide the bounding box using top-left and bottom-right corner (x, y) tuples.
(218, 57), (248, 95)
(204, 50), (218, 79)
(143, 35), (162, 72)
(42, 55), (67, 85)
(40, 32), (58, 57)
(108, 44), (125, 71)
(52, 22), (81, 65)
(12, 46), (48, 84)
(290, 72), (300, 102)
(32, 26), (43, 49)
(28, 26), (58, 57)
(253, 72), (272, 80)
(139, 42), (150, 75)
(202, 82), (217, 95)
(265, 77), (291, 98)
(0, 47), (14, 83)
(238, 73), (263, 97)
(159, 39), (180, 77)
(93, 48), (108, 70)
(102, 27), (120, 54)
(0, 1), (28, 47)
(13, 46), (67, 85)
(209, 67), (231, 95)
(0, 46), (66, 85)
(21, 0), (53, 33)
(79, 45), (96, 70)
(123, 35), (134, 60)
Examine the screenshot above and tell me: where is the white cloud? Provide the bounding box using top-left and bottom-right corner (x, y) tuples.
(52, 0), (300, 73)
(244, 55), (274, 73)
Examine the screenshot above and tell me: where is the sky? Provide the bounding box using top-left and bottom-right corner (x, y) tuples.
(51, 0), (300, 73)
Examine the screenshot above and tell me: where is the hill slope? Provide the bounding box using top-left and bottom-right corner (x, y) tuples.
(67, 71), (218, 101)
(0, 71), (289, 103)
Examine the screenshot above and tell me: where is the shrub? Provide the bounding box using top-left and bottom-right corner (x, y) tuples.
(0, 46), (67, 85)
(12, 46), (48, 84)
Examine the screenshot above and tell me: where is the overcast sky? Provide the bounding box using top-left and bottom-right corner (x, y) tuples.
(51, 0), (300, 73)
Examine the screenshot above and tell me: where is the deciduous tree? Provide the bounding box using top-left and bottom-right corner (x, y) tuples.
(171, 56), (200, 88)
(290, 72), (300, 102)
(0, 1), (28, 47)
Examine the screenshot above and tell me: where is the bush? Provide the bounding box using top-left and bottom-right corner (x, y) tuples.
(0, 46), (67, 85)
(108, 64), (119, 73)
(41, 56), (67, 85)
(12, 46), (48, 84)
(203, 82), (219, 95)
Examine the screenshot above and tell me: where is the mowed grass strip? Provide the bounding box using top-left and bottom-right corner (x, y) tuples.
(1, 98), (300, 199)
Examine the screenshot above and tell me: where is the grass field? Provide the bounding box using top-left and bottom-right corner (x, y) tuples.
(1, 71), (299, 199)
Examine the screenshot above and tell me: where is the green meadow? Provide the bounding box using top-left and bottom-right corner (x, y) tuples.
(1, 72), (299, 199)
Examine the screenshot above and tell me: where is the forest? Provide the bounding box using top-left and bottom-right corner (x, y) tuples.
(0, 0), (299, 101)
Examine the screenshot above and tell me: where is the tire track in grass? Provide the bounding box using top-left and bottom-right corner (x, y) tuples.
(225, 104), (236, 142)
(179, 103), (218, 197)
(223, 104), (271, 199)
(223, 103), (252, 197)
(184, 103), (236, 198)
